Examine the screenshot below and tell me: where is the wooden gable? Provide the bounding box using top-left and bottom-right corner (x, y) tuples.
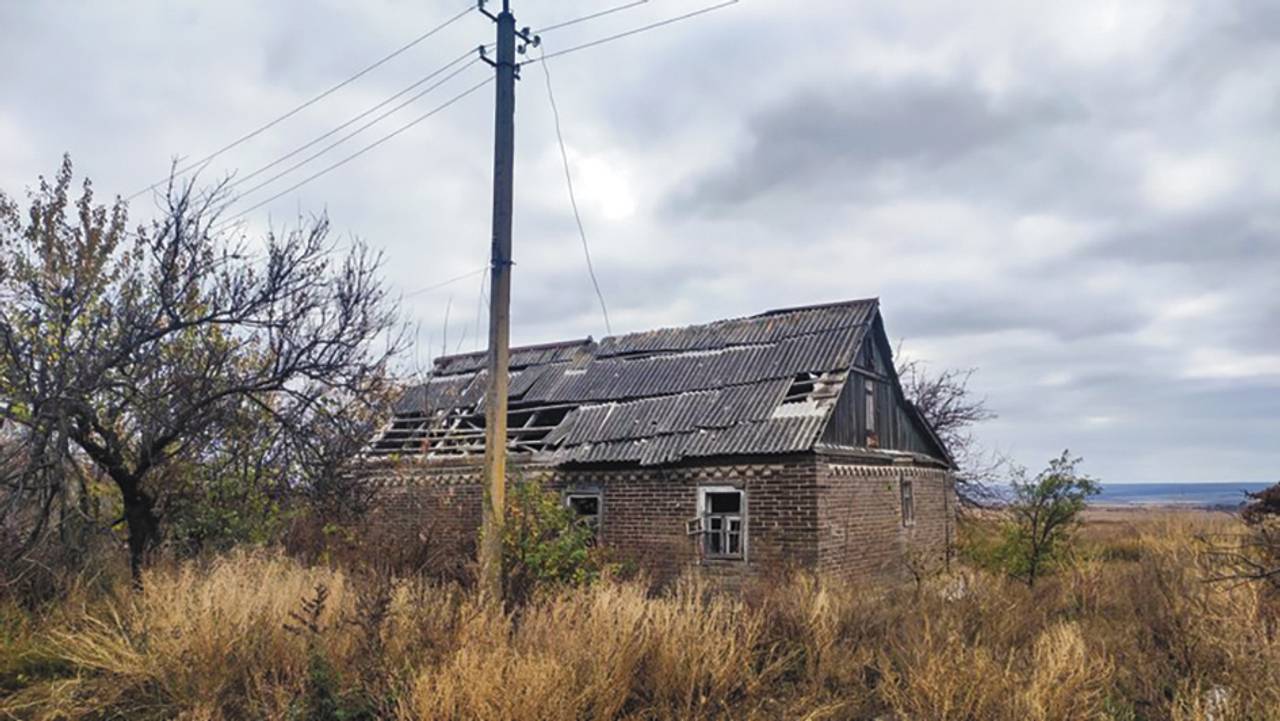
(819, 310), (951, 464)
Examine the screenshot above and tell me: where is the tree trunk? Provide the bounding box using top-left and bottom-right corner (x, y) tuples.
(121, 485), (159, 584)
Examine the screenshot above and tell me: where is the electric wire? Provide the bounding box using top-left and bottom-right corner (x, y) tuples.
(524, 0), (740, 65)
(128, 3), (474, 201)
(205, 0), (740, 316)
(472, 264), (487, 352)
(535, 0), (650, 34)
(217, 75), (494, 228)
(539, 47), (612, 335)
(441, 296), (453, 356)
(225, 49), (478, 195)
(224, 56), (482, 205)
(480, 0), (651, 53)
(404, 265), (488, 299)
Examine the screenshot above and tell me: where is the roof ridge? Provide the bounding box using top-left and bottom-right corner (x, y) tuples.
(432, 337), (594, 364)
(596, 297), (880, 346)
(751, 297), (879, 319)
(431, 299), (880, 366)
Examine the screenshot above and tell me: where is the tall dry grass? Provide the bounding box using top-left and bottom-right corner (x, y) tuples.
(2, 510), (1279, 720)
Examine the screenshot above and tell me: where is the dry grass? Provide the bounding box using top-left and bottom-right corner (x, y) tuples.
(3, 510), (1280, 720)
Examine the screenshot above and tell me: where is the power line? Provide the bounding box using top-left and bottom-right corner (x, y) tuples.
(225, 49), (478, 195)
(217, 75), (493, 228)
(472, 262), (488, 352)
(127, 3), (473, 201)
(403, 266), (488, 299)
(525, 0), (740, 65)
(224, 56), (482, 205)
(536, 0), (652, 35)
(539, 48), (612, 336)
(480, 0), (650, 52)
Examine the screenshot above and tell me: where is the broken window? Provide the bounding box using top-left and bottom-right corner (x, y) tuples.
(565, 491), (602, 542)
(693, 487), (746, 560)
(900, 477), (915, 527)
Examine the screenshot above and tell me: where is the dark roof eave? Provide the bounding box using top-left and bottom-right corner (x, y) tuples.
(814, 443), (952, 470)
(361, 447), (823, 472)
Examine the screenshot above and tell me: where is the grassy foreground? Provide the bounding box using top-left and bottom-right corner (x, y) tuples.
(2, 511), (1278, 720)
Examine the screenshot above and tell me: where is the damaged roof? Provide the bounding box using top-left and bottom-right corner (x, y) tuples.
(373, 298), (897, 465)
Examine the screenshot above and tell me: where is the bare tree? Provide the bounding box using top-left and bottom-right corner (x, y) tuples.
(1203, 483), (1280, 588)
(0, 157), (404, 579)
(896, 350), (1001, 505)
(1242, 483), (1280, 526)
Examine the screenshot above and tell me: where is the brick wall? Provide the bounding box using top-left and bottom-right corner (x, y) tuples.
(555, 459), (822, 581)
(368, 457), (823, 582)
(372, 477), (484, 557)
(368, 454), (953, 583)
(815, 455), (955, 581)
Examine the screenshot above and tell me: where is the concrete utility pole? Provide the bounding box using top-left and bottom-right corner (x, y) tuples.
(478, 0), (536, 603)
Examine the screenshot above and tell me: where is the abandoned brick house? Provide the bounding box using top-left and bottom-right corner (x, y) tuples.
(369, 298), (955, 581)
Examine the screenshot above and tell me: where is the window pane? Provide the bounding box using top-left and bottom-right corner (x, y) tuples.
(708, 492), (741, 514)
(568, 495), (599, 516)
(701, 489), (746, 559)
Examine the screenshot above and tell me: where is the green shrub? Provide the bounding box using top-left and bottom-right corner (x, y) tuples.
(166, 468), (287, 555)
(999, 451), (1100, 586)
(501, 478), (604, 603)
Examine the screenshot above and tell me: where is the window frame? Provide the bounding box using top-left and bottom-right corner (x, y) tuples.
(563, 489), (603, 543)
(696, 486), (748, 561)
(864, 379), (879, 447)
(900, 476), (915, 527)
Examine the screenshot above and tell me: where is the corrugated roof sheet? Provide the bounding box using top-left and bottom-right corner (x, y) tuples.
(376, 299), (879, 465)
(431, 338), (593, 376)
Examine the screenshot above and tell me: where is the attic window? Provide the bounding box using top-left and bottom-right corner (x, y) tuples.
(864, 380), (881, 448)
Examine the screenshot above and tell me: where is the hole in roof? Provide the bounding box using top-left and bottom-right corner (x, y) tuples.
(368, 402), (579, 458)
(773, 371), (847, 418)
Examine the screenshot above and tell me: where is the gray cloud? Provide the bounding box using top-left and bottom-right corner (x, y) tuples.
(1, 0), (1277, 483)
(891, 290), (1148, 342)
(1093, 210), (1280, 265)
(672, 78), (1077, 211)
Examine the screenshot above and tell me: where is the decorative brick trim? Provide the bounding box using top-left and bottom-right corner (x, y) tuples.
(362, 461), (567, 487)
(827, 464), (951, 481)
(371, 462), (796, 488)
(367, 469), (482, 487)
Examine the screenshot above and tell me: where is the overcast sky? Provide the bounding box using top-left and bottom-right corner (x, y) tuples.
(2, 1), (1277, 483)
